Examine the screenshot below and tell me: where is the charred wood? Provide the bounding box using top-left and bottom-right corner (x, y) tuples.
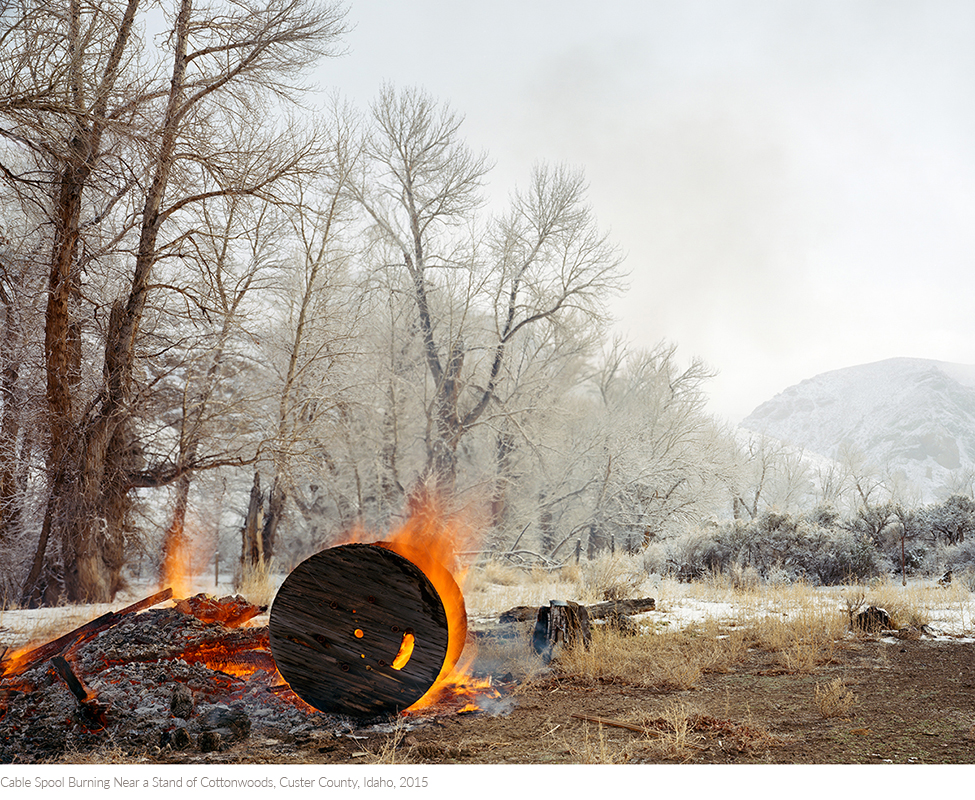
(52, 655), (108, 731)
(532, 601), (591, 663)
(0, 588), (173, 680)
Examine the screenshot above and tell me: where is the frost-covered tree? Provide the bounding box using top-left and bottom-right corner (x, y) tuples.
(349, 86), (624, 503)
(1, 0), (349, 603)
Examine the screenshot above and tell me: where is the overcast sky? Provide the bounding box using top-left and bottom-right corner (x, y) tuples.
(315, 0), (975, 423)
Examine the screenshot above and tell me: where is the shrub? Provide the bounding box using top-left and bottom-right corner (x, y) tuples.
(667, 511), (891, 586)
(814, 678), (857, 718)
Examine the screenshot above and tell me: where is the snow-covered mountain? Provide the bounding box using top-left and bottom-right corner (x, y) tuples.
(740, 358), (975, 500)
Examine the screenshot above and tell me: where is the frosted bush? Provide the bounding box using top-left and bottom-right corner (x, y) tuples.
(946, 538), (975, 573)
(666, 512), (891, 586)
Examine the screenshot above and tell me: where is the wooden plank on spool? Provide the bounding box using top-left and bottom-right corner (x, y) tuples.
(268, 543), (450, 718)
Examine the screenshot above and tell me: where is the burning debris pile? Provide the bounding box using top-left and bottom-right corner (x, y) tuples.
(0, 592), (349, 762)
(0, 500), (508, 763)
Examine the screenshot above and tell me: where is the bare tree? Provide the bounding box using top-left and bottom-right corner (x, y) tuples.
(241, 110), (363, 564)
(732, 432), (816, 519)
(158, 190), (286, 589)
(351, 86), (624, 502)
(2, 0), (349, 603)
(577, 341), (732, 551)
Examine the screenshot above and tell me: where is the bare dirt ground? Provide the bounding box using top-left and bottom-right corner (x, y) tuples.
(135, 634), (975, 766)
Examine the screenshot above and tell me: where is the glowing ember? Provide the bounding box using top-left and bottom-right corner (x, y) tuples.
(174, 593), (261, 628)
(391, 632), (415, 670)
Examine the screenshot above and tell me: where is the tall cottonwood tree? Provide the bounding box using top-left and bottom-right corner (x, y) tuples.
(351, 86), (625, 502)
(241, 113), (363, 565)
(2, 0), (348, 603)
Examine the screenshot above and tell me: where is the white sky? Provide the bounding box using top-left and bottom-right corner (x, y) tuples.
(314, 0), (975, 423)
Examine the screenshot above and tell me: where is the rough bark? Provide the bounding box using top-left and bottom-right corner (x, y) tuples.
(241, 470), (265, 568)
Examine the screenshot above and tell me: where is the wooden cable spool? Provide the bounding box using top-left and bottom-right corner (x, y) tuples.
(268, 543), (462, 717)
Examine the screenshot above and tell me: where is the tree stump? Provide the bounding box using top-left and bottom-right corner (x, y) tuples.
(853, 605), (891, 633)
(532, 601), (592, 663)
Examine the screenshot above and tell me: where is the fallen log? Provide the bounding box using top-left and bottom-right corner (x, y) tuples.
(0, 588), (174, 680)
(571, 712), (650, 734)
(500, 597), (655, 624)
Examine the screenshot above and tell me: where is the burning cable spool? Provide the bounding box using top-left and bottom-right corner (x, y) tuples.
(268, 542), (467, 717)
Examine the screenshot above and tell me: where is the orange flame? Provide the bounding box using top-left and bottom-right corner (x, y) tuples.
(337, 491), (495, 713)
(0, 646), (35, 687)
(160, 516), (214, 599)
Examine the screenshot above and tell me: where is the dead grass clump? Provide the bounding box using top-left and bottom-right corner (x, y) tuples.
(469, 560), (524, 589)
(234, 558), (278, 607)
(853, 578), (945, 630)
(814, 678), (858, 718)
(623, 703), (781, 761)
(579, 553), (646, 602)
(572, 719), (627, 764)
(642, 701), (704, 761)
(556, 562), (583, 584)
(553, 622), (747, 691)
(362, 717), (413, 764)
(746, 608), (847, 674)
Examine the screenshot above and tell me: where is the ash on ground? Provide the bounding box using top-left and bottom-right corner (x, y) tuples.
(0, 601), (518, 763)
(0, 606), (359, 762)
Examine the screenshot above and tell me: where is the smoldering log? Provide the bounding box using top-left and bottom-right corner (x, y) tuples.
(52, 655), (108, 731)
(0, 588), (174, 680)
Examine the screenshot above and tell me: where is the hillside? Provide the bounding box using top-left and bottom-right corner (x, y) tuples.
(740, 357), (975, 500)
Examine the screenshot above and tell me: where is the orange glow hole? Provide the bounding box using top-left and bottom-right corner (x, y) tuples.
(391, 632), (415, 671)
(354, 629), (364, 639)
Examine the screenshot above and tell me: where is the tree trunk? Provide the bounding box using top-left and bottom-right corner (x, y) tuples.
(490, 430), (515, 529)
(35, 0), (188, 603)
(261, 476), (286, 561)
(539, 493), (555, 556)
(0, 286), (24, 548)
(241, 471), (264, 568)
(532, 601), (592, 663)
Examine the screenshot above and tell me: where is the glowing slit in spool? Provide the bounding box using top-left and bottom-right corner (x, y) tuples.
(391, 632), (415, 671)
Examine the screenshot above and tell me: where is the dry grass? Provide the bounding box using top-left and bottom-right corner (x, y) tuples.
(618, 702), (781, 761)
(234, 558), (278, 607)
(641, 700), (704, 761)
(814, 678), (858, 718)
(578, 553), (647, 602)
(570, 718), (626, 764)
(464, 560), (525, 591)
(745, 607), (848, 673)
(361, 717), (413, 764)
(553, 621), (748, 691)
